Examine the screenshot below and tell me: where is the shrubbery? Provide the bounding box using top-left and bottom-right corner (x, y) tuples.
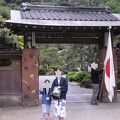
(67, 71), (91, 88)
(66, 72), (75, 81)
(117, 80), (120, 90)
(39, 68), (55, 75)
(80, 73), (92, 88)
(50, 64), (60, 71)
(39, 68), (46, 75)
(80, 79), (92, 88)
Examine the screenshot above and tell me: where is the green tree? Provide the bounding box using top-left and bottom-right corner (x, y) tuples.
(0, 28), (16, 44)
(59, 44), (98, 71)
(0, 0), (5, 5)
(100, 0), (120, 13)
(39, 44), (63, 70)
(16, 35), (24, 49)
(0, 6), (10, 19)
(0, 16), (17, 45)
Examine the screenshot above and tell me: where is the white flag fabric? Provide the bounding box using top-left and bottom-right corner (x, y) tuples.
(104, 28), (116, 102)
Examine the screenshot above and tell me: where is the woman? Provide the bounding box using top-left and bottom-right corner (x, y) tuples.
(51, 69), (68, 120)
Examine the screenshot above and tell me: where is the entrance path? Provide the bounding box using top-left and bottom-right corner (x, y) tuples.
(0, 75), (120, 120)
(0, 102), (120, 120)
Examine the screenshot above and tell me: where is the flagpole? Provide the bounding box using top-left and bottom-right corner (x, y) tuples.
(99, 27), (111, 101)
(104, 26), (116, 102)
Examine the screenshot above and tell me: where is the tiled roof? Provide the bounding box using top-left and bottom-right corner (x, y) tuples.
(21, 4), (119, 21)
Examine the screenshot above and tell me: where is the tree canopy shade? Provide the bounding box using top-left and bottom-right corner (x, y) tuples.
(38, 44), (98, 71)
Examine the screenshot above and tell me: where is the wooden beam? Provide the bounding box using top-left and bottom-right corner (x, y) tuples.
(35, 37), (100, 44)
(32, 32), (35, 47)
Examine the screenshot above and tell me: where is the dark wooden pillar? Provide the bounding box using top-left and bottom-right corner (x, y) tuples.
(22, 48), (39, 106)
(24, 32), (32, 48)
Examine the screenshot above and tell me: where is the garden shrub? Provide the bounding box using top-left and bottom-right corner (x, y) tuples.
(75, 71), (88, 82)
(67, 71), (89, 82)
(66, 72), (75, 81)
(50, 64), (60, 71)
(67, 71), (75, 76)
(46, 69), (54, 75)
(83, 73), (91, 80)
(80, 79), (92, 88)
(67, 74), (75, 82)
(80, 73), (91, 88)
(39, 68), (46, 75)
(67, 71), (92, 88)
(73, 72), (82, 82)
(117, 80), (120, 90)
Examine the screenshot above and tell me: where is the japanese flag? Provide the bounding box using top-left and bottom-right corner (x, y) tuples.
(104, 27), (116, 102)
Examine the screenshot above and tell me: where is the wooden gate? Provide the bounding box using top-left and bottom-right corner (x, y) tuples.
(0, 70), (21, 94)
(0, 53), (22, 106)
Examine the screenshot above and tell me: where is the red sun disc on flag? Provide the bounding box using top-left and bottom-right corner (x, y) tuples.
(105, 58), (110, 78)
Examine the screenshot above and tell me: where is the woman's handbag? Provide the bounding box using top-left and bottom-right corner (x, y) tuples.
(52, 86), (61, 98)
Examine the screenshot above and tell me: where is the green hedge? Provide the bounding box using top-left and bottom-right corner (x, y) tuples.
(50, 64), (60, 71)
(67, 71), (90, 82)
(67, 71), (92, 88)
(66, 72), (75, 81)
(80, 79), (92, 88)
(39, 68), (46, 75)
(67, 71), (75, 76)
(83, 73), (91, 80)
(80, 73), (91, 88)
(76, 71), (88, 82)
(117, 80), (120, 90)
(67, 75), (74, 82)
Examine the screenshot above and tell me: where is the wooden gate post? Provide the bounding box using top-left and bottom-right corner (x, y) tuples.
(22, 48), (39, 106)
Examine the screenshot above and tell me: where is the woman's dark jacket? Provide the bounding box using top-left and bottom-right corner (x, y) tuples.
(51, 77), (68, 100)
(91, 68), (103, 84)
(40, 88), (51, 105)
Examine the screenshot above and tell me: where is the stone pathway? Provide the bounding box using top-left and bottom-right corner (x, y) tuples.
(0, 102), (120, 120)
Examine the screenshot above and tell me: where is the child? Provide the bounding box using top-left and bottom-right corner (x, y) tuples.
(40, 79), (51, 120)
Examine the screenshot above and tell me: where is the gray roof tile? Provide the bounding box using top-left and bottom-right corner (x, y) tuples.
(21, 5), (119, 21)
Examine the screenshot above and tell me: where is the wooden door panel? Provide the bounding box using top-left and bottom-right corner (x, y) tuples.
(0, 70), (21, 94)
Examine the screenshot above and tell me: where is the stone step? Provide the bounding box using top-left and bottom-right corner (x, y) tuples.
(0, 94), (22, 107)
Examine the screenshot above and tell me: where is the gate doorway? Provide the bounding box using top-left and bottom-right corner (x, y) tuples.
(38, 43), (98, 103)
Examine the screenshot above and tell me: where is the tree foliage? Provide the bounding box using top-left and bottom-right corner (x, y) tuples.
(0, 16), (19, 46)
(100, 0), (120, 13)
(0, 27), (16, 44)
(0, 6), (10, 19)
(60, 44), (98, 71)
(1, 0), (120, 13)
(15, 35), (24, 49)
(39, 44), (64, 70)
(38, 44), (98, 71)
